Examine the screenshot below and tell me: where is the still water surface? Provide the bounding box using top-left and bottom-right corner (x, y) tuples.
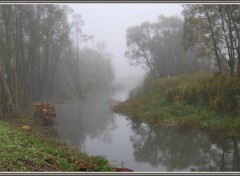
(50, 89), (240, 171)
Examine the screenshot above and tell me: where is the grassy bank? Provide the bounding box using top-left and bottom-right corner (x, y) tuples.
(0, 112), (113, 172)
(113, 72), (240, 136)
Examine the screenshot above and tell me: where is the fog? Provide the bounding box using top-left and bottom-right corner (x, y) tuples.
(67, 3), (183, 90)
(1, 3), (240, 172)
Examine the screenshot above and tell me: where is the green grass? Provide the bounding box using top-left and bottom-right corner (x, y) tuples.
(0, 121), (113, 171)
(113, 72), (240, 137)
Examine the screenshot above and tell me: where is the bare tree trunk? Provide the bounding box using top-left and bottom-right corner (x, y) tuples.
(204, 5), (222, 73)
(228, 5), (240, 78)
(141, 48), (157, 79)
(0, 62), (14, 112)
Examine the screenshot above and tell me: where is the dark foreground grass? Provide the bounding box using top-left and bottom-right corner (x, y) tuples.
(113, 72), (240, 137)
(0, 119), (112, 172)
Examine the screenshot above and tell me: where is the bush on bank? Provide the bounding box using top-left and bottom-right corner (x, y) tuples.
(113, 72), (240, 136)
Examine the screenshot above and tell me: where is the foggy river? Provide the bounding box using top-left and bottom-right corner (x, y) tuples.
(2, 3), (240, 172)
(50, 88), (240, 172)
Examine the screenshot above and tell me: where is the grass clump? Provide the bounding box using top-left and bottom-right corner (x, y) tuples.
(113, 72), (240, 136)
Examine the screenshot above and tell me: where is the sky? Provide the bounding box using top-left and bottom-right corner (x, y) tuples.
(66, 3), (183, 89)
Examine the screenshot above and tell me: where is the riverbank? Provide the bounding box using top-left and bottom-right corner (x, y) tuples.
(113, 72), (240, 137)
(0, 122), (112, 171)
(0, 110), (113, 172)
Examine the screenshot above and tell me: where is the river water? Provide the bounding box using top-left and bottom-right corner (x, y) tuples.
(50, 88), (240, 172)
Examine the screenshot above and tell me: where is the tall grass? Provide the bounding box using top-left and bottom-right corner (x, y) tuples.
(113, 72), (240, 135)
(165, 73), (240, 114)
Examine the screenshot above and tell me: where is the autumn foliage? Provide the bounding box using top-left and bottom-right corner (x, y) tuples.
(165, 73), (240, 113)
(34, 102), (56, 125)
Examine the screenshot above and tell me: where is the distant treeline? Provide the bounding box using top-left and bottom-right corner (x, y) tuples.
(125, 5), (240, 79)
(0, 5), (114, 114)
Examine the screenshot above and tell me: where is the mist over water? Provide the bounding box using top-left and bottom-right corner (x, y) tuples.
(67, 3), (182, 92)
(50, 86), (240, 171)
(48, 4), (240, 171)
(1, 3), (240, 172)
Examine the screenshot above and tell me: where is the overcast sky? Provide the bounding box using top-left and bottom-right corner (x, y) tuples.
(66, 3), (183, 89)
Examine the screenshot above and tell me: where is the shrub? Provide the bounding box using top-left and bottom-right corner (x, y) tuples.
(165, 73), (240, 114)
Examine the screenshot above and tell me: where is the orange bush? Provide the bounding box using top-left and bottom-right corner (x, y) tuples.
(34, 102), (56, 125)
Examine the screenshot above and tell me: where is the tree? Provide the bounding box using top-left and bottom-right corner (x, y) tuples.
(183, 4), (240, 77)
(79, 42), (115, 94)
(125, 21), (158, 79)
(37, 5), (72, 100)
(125, 15), (205, 79)
(0, 4), (72, 113)
(66, 14), (93, 99)
(0, 4), (115, 115)
(153, 15), (185, 77)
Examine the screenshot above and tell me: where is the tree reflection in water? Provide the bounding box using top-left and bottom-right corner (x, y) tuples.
(130, 122), (240, 171)
(52, 93), (117, 151)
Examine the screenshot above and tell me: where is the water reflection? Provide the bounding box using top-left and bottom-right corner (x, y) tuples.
(130, 122), (240, 171)
(50, 89), (240, 171)
(53, 93), (116, 151)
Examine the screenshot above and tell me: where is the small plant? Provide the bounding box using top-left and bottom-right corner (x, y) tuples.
(101, 165), (113, 171)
